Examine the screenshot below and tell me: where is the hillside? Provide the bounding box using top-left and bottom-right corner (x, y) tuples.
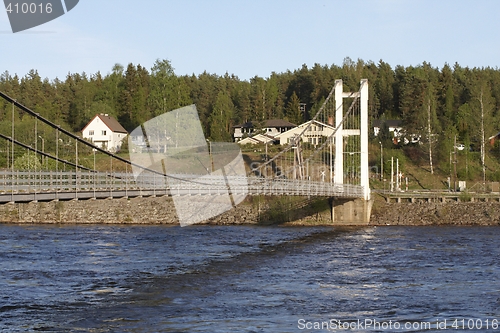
(368, 141), (500, 192)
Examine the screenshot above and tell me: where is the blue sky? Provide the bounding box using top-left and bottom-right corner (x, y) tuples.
(1, 0), (499, 81)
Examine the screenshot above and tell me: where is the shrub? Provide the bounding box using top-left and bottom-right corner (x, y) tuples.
(13, 152), (41, 171)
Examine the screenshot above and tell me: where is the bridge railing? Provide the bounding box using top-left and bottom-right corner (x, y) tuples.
(0, 170), (365, 199)
(246, 177), (364, 198)
(0, 170), (139, 193)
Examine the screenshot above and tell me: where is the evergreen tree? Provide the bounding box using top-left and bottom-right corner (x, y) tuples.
(149, 58), (177, 116)
(209, 91), (234, 141)
(285, 92), (302, 124)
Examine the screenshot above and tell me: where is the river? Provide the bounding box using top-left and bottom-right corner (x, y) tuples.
(1, 224), (499, 332)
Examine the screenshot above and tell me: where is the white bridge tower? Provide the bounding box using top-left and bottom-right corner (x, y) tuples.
(334, 79), (370, 200)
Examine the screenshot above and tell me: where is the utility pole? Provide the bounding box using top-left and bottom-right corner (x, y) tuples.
(427, 98), (434, 175)
(265, 140), (268, 178)
(454, 134), (457, 192)
(390, 157), (394, 192)
(11, 101), (14, 173)
(379, 141), (383, 180)
(479, 89), (486, 184)
(330, 136), (333, 183)
(38, 136), (44, 168)
(396, 158), (399, 191)
(34, 116), (37, 170)
(449, 151), (452, 192)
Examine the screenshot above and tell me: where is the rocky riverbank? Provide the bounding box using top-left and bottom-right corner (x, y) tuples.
(0, 195), (335, 225)
(1, 195), (500, 226)
(370, 200), (500, 226)
(0, 196), (260, 225)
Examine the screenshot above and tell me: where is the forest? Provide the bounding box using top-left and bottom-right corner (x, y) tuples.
(1, 57), (500, 182)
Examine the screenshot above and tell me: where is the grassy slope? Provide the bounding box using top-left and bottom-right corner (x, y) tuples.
(369, 142), (500, 192)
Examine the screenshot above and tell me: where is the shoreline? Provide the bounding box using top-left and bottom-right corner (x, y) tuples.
(0, 195), (499, 226)
(369, 200), (500, 226)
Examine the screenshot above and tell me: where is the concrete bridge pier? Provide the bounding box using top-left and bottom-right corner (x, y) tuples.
(328, 197), (373, 225)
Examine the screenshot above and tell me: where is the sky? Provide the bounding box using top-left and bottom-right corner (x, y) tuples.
(1, 0), (500, 81)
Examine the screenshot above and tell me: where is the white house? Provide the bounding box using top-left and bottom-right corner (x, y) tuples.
(233, 119), (296, 142)
(372, 119), (403, 138)
(82, 114), (128, 152)
(238, 133), (275, 145)
(274, 120), (338, 146)
(238, 136), (261, 145)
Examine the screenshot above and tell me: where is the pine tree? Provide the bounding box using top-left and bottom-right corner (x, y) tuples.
(209, 91), (234, 141)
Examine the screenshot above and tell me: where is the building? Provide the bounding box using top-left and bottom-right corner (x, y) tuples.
(274, 120), (338, 146)
(238, 134), (275, 145)
(372, 119), (403, 138)
(82, 114), (128, 152)
(233, 119), (296, 142)
(489, 131), (500, 146)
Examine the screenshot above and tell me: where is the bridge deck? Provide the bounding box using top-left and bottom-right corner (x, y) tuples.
(0, 171), (365, 204)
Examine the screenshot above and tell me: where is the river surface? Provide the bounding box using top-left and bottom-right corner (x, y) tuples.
(0, 224), (499, 332)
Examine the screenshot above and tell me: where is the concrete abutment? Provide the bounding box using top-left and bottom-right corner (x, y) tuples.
(328, 197), (373, 225)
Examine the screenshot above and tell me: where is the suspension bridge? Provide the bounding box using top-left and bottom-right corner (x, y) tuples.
(0, 79), (372, 224)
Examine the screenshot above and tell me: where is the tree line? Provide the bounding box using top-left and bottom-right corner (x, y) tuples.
(1, 57), (500, 175)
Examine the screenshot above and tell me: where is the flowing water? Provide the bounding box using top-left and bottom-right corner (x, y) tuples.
(1, 224), (499, 332)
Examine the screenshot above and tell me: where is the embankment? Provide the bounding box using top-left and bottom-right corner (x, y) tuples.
(0, 195), (499, 225)
(0, 196), (262, 225)
(370, 199), (500, 226)
(0, 196), (329, 225)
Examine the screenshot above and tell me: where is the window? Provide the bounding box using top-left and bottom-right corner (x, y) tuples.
(102, 130), (107, 136)
(88, 130), (94, 136)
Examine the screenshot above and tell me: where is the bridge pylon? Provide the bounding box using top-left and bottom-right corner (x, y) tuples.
(334, 79), (370, 200)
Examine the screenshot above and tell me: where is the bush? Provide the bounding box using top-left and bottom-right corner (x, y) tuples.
(459, 191), (472, 202)
(14, 152), (41, 171)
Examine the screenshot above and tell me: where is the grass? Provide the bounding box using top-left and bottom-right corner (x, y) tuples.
(370, 142), (500, 192)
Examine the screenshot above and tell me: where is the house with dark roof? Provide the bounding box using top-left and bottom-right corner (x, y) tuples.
(233, 119), (296, 142)
(82, 114), (128, 152)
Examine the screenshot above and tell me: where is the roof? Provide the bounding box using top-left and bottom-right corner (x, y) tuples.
(233, 119), (296, 129)
(274, 119), (335, 138)
(489, 131), (500, 141)
(252, 133), (275, 143)
(238, 137), (261, 145)
(263, 119), (296, 128)
(373, 119), (402, 128)
(82, 114), (128, 134)
(233, 121), (255, 129)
